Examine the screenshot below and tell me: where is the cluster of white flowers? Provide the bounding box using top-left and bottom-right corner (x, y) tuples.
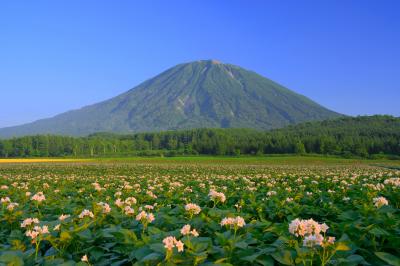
(373, 196), (389, 208)
(1, 197), (10, 203)
(363, 183), (385, 191)
(31, 192), (46, 202)
(58, 214), (70, 221)
(21, 218), (40, 228)
(135, 210), (155, 223)
(146, 190), (157, 199)
(26, 225), (49, 241)
(97, 202), (111, 214)
(1, 197), (19, 211)
(115, 197), (137, 213)
(289, 218), (335, 247)
(384, 178), (400, 187)
(125, 197), (137, 205)
(185, 203), (201, 215)
(180, 224), (199, 237)
(7, 202), (19, 211)
(92, 182), (105, 192)
(220, 216), (246, 228)
(162, 236), (184, 252)
(208, 189), (226, 203)
(79, 209), (94, 219)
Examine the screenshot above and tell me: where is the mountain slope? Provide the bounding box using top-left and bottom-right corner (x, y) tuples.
(0, 60), (341, 137)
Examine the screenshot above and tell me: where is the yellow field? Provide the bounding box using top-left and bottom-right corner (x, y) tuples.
(0, 158), (90, 163)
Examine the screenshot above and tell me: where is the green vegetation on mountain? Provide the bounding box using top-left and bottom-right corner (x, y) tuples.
(0, 115), (398, 158)
(0, 60), (340, 137)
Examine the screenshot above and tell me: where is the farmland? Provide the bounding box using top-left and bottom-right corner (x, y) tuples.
(0, 157), (399, 265)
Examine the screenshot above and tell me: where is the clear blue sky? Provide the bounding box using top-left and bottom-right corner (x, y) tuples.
(1, 0), (399, 128)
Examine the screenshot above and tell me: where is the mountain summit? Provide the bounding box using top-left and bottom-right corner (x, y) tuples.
(0, 60), (341, 137)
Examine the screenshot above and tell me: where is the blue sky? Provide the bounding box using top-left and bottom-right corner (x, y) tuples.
(0, 0), (399, 128)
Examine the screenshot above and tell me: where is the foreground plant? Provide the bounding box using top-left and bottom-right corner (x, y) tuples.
(289, 218), (342, 266)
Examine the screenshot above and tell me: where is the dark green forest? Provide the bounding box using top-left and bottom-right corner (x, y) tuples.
(0, 116), (399, 158)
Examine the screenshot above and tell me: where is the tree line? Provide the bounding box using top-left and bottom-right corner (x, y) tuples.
(0, 115), (399, 158)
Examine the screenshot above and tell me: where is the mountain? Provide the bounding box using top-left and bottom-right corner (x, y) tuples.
(0, 60), (341, 137)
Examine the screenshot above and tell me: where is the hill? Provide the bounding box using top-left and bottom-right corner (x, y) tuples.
(0, 60), (341, 137)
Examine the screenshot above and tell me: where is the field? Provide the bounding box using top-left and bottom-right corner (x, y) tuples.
(0, 157), (399, 266)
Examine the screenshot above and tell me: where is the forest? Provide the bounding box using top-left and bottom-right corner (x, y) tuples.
(0, 115), (399, 158)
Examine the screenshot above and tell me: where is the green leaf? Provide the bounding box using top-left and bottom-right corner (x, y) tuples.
(234, 241), (248, 249)
(133, 246), (153, 261)
(336, 242), (351, 251)
(369, 227), (390, 237)
(0, 251), (24, 266)
(140, 252), (163, 263)
(149, 243), (166, 254)
(338, 210), (359, 221)
(241, 252), (263, 263)
(271, 250), (294, 266)
(375, 252), (400, 266)
(256, 256), (275, 266)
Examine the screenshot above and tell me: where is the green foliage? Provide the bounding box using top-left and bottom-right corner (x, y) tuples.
(0, 162), (399, 265)
(0, 115), (399, 158)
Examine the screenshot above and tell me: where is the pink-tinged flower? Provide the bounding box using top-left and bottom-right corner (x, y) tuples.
(81, 254), (89, 262)
(78, 209), (94, 219)
(115, 198), (124, 208)
(162, 236), (184, 252)
(21, 218), (40, 228)
(289, 218), (335, 248)
(181, 224), (200, 237)
(97, 202), (111, 214)
(320, 223), (329, 233)
(124, 206), (135, 215)
(125, 197), (137, 206)
(163, 236), (176, 251)
(58, 214), (70, 221)
(31, 192), (46, 202)
(208, 190), (226, 203)
(25, 225), (49, 241)
(1, 197), (11, 203)
(25, 230), (39, 240)
(303, 234), (324, 247)
(185, 203), (201, 215)
(34, 225), (49, 234)
(181, 224), (191, 235)
(191, 229), (199, 237)
(7, 202), (19, 211)
(25, 192), (31, 197)
(235, 216), (246, 228)
(175, 240), (184, 252)
(373, 196), (389, 208)
(145, 205), (154, 210)
(147, 213), (155, 223)
(135, 210), (154, 223)
(220, 216), (246, 229)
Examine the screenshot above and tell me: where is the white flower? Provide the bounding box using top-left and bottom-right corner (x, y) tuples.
(79, 209), (94, 219)
(373, 196), (389, 208)
(58, 214), (70, 221)
(185, 203), (201, 215)
(81, 254), (89, 262)
(31, 192), (46, 202)
(208, 190), (226, 203)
